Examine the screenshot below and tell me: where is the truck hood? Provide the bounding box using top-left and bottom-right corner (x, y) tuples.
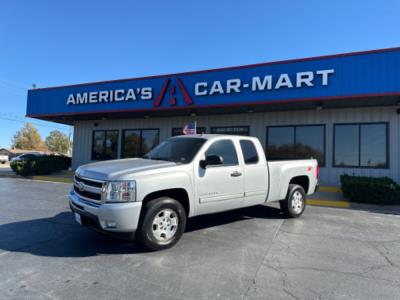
(76, 158), (176, 181)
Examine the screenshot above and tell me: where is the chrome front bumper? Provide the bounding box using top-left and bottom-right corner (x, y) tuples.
(68, 191), (142, 234)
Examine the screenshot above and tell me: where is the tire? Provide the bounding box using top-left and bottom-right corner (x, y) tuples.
(280, 184), (306, 218)
(136, 197), (187, 251)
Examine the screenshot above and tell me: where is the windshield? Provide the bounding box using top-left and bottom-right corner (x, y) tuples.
(143, 137), (206, 164)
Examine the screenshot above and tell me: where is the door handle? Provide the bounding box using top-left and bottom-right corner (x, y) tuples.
(230, 171), (242, 177)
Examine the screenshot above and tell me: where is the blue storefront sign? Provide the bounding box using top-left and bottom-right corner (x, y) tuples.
(26, 48), (400, 117)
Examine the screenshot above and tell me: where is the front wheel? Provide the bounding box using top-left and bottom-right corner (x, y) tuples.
(280, 184), (306, 218)
(136, 197), (187, 251)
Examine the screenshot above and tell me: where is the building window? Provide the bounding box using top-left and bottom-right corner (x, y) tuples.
(205, 140), (239, 166)
(334, 123), (388, 168)
(171, 127), (207, 136)
(240, 140), (259, 164)
(122, 129), (160, 158)
(266, 125), (325, 166)
(91, 130), (119, 160)
(210, 126), (250, 136)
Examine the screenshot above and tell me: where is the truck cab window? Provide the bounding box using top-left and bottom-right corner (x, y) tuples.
(144, 137), (206, 164)
(205, 140), (238, 166)
(240, 140), (259, 164)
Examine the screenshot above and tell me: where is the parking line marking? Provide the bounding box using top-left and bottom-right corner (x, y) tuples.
(319, 186), (342, 193)
(307, 199), (350, 208)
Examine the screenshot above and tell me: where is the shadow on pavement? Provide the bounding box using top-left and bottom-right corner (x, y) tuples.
(186, 204), (284, 232)
(0, 205), (283, 258)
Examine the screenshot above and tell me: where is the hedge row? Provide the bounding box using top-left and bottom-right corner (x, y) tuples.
(340, 175), (400, 205)
(10, 155), (71, 176)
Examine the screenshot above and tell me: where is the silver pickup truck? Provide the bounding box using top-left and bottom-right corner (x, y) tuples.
(69, 134), (318, 250)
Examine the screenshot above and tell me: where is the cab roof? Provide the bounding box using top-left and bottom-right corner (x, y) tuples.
(170, 134), (256, 141)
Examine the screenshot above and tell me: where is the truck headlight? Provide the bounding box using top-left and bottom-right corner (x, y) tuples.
(101, 181), (136, 203)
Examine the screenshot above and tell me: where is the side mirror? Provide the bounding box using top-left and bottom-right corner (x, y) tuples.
(200, 155), (223, 169)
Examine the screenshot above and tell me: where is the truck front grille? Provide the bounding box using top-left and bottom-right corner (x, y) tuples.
(73, 186), (102, 201)
(74, 175), (103, 188)
(74, 175), (104, 203)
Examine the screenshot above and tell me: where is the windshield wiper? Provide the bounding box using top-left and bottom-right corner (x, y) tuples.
(142, 155), (173, 162)
(151, 157), (170, 162)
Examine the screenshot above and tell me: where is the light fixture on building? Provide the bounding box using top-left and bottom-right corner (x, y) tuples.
(247, 109), (254, 113)
(397, 99), (400, 114)
(191, 112), (197, 117)
(316, 103), (323, 110)
(144, 113), (150, 119)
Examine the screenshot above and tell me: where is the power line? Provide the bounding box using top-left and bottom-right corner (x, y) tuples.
(0, 80), (72, 135)
(0, 78), (30, 89)
(0, 115), (70, 131)
(0, 89), (26, 97)
(0, 112), (72, 130)
(0, 112), (31, 121)
(0, 78), (29, 97)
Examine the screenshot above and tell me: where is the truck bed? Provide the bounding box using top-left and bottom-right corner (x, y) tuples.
(266, 159), (318, 202)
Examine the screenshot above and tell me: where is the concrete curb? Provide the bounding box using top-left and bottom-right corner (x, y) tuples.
(0, 173), (73, 183)
(348, 202), (400, 215)
(30, 176), (73, 184)
(307, 199), (400, 215)
(0, 173), (18, 179)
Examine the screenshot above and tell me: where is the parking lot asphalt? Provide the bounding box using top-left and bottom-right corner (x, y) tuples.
(0, 178), (399, 300)
(0, 163), (14, 177)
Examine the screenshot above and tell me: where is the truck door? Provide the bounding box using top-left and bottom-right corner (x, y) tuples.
(195, 139), (244, 215)
(239, 139), (269, 207)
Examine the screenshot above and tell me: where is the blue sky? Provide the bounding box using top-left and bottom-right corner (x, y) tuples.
(0, 0), (399, 148)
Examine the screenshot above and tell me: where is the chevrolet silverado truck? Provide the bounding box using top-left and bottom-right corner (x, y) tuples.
(69, 134), (318, 250)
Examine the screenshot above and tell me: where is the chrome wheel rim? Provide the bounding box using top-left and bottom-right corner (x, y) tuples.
(151, 209), (179, 242)
(291, 191), (304, 214)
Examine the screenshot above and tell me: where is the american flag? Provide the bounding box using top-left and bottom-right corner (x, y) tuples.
(183, 122), (197, 135)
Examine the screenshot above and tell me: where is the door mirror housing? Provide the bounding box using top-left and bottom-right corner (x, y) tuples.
(200, 155), (223, 169)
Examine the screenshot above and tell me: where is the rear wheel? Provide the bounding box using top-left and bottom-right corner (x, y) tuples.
(136, 197), (186, 251)
(280, 184), (306, 218)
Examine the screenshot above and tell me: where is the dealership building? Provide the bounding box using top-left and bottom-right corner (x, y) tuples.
(27, 47), (400, 185)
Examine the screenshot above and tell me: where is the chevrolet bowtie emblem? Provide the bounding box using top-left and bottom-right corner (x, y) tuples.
(77, 181), (85, 192)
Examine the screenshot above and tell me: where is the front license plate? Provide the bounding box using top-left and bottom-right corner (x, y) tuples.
(74, 212), (82, 225)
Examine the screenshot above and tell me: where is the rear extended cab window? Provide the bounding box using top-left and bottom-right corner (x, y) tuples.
(240, 140), (259, 164)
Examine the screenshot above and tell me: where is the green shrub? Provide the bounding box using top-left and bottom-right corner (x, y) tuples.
(10, 155), (70, 176)
(340, 175), (400, 205)
(10, 160), (35, 176)
(62, 156), (71, 169)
